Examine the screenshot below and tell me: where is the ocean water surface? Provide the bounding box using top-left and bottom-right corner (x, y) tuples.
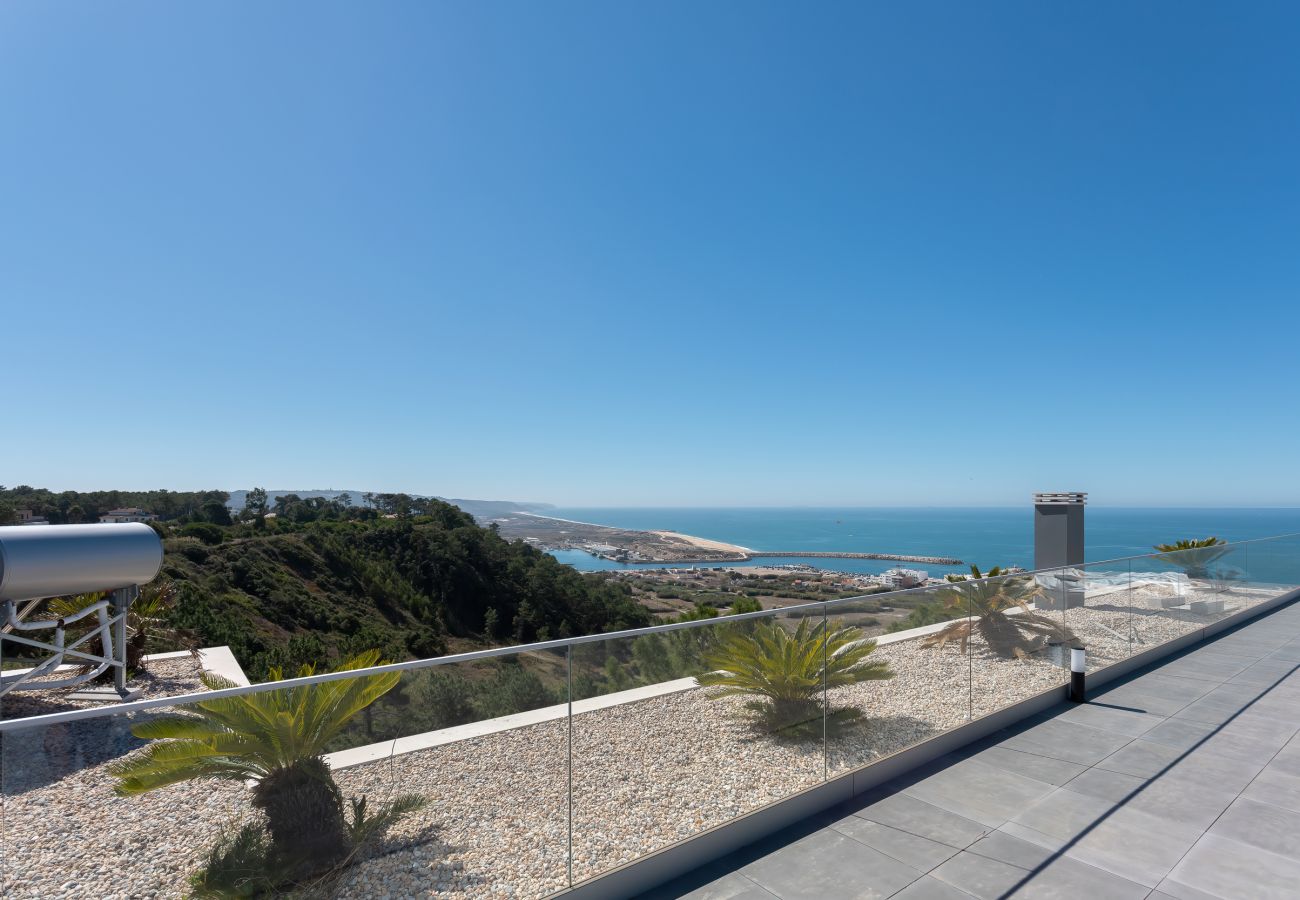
(546, 507), (1300, 582)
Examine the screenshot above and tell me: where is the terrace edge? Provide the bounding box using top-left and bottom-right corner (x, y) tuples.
(560, 584), (1300, 900)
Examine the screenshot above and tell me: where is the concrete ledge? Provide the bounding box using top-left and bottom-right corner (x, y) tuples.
(558, 586), (1300, 900)
(325, 676), (697, 770)
(197, 646), (250, 687)
(1, 646), (248, 685)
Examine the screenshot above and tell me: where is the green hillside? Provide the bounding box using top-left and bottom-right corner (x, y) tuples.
(157, 504), (650, 680)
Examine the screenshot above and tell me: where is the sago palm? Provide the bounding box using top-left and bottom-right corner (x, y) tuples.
(44, 578), (193, 672)
(698, 617), (892, 734)
(922, 566), (1072, 659)
(109, 651), (414, 883)
(1153, 537), (1231, 579)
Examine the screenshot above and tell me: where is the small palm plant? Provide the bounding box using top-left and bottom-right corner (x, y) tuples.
(45, 578), (194, 672)
(109, 651), (425, 889)
(1153, 537), (1232, 579)
(922, 566), (1073, 659)
(697, 617), (892, 735)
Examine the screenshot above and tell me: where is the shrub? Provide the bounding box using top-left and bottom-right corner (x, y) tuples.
(110, 651), (424, 891)
(181, 522), (225, 546)
(698, 618), (893, 735)
(473, 664), (558, 718)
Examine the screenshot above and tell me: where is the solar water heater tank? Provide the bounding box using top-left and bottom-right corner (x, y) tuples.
(0, 523), (163, 600)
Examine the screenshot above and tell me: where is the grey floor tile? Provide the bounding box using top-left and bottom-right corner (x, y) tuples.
(1137, 715), (1285, 767)
(1059, 811), (1201, 888)
(964, 830), (1057, 870)
(1091, 737), (1264, 794)
(1008, 787), (1114, 841)
(1060, 766), (1148, 803)
(1009, 788), (1201, 886)
(851, 793), (989, 849)
(964, 746), (1087, 786)
(1052, 702), (1164, 738)
(1161, 749), (1268, 795)
(1263, 736), (1300, 777)
(1095, 738), (1184, 778)
(998, 718), (1133, 766)
(1116, 773), (1238, 831)
(1228, 658), (1300, 686)
(1171, 694), (1259, 726)
(1197, 680), (1272, 703)
(1157, 655), (1252, 682)
(930, 847), (1149, 899)
(1165, 833), (1300, 900)
(886, 875), (976, 899)
(1239, 767), (1300, 812)
(830, 816), (959, 872)
(1209, 711), (1298, 754)
(1152, 879), (1226, 900)
(1209, 796), (1300, 859)
(1138, 717), (1220, 751)
(740, 829), (921, 900)
(903, 758), (1057, 827)
(1092, 675), (1215, 716)
(672, 873), (780, 900)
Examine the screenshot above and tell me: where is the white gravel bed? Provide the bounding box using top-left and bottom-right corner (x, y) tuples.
(1, 586), (1291, 899)
(0, 656), (206, 721)
(0, 655), (249, 900)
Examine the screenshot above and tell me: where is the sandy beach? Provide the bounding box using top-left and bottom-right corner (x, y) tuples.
(650, 530), (752, 555)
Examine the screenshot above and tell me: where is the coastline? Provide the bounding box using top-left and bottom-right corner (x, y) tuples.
(492, 511), (961, 567)
(650, 530), (753, 555)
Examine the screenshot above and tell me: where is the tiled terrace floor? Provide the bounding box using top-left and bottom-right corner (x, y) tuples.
(641, 599), (1300, 900)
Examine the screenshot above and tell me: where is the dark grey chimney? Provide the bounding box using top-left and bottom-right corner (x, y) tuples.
(1035, 493), (1086, 610)
(1033, 492), (1086, 570)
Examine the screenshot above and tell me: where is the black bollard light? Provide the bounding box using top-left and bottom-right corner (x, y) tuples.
(1069, 646), (1087, 703)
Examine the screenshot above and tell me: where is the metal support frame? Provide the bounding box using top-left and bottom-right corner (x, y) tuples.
(0, 585), (139, 701)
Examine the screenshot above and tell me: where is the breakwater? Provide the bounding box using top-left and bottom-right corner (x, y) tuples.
(748, 551), (964, 565)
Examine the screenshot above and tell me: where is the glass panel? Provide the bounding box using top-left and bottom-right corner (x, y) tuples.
(970, 568), (1070, 716)
(1188, 541), (1251, 622)
(1066, 558), (1134, 670)
(827, 581), (970, 774)
(331, 648), (570, 898)
(1135, 541), (1249, 643)
(569, 605), (826, 883)
(1240, 535), (1300, 597)
(1232, 538), (1297, 616)
(2, 663), (514, 899)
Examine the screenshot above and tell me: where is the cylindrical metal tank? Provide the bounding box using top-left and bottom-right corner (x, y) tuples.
(0, 523), (163, 600)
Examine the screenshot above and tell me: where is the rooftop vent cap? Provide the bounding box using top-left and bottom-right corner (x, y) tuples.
(1033, 492), (1087, 505)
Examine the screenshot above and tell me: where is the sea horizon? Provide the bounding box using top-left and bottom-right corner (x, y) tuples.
(543, 506), (1300, 579)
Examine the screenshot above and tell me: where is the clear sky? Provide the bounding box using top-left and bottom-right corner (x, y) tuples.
(3, 2), (1298, 507)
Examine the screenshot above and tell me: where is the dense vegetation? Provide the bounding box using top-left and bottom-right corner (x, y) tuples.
(0, 485), (232, 526)
(2, 488), (649, 683)
(155, 504), (651, 680)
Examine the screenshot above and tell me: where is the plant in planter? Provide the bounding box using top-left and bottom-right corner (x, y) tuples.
(1152, 537), (1232, 580)
(922, 566), (1074, 659)
(697, 617), (892, 735)
(109, 651), (425, 894)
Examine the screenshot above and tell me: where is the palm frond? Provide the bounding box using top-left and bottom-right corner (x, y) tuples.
(113, 651), (401, 796)
(698, 618), (892, 732)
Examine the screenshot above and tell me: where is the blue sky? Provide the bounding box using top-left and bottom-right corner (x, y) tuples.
(3, 2), (1298, 506)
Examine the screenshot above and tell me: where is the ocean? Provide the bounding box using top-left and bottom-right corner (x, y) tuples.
(545, 507), (1300, 581)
